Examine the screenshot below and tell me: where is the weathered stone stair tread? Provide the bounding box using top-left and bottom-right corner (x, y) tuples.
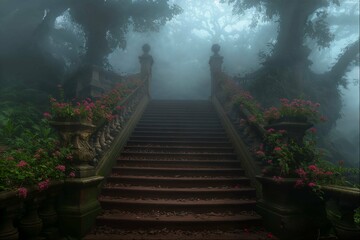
(107, 175), (249, 182)
(132, 131), (226, 137)
(129, 136), (228, 142)
(117, 159), (241, 165)
(134, 127), (225, 132)
(120, 152), (236, 157)
(124, 145), (233, 152)
(96, 213), (261, 225)
(101, 187), (256, 200)
(100, 198), (255, 206)
(126, 140), (231, 147)
(84, 231), (271, 240)
(111, 167), (244, 175)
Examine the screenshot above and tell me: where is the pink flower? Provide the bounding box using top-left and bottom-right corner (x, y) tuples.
(295, 168), (307, 177)
(308, 165), (318, 171)
(66, 154), (73, 161)
(267, 128), (275, 133)
(55, 165), (66, 172)
(272, 176), (283, 183)
(278, 129), (287, 134)
(295, 179), (305, 188)
(309, 127), (317, 134)
(43, 112), (52, 119)
(266, 232), (274, 239)
(69, 171), (76, 178)
(308, 182), (317, 187)
(38, 179), (50, 191)
(274, 147), (282, 151)
(18, 187), (28, 198)
(255, 150), (265, 158)
(16, 160), (28, 167)
(325, 171), (333, 176)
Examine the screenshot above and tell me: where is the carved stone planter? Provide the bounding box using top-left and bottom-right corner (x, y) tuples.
(323, 185), (360, 240)
(265, 117), (313, 145)
(50, 121), (97, 177)
(256, 176), (328, 240)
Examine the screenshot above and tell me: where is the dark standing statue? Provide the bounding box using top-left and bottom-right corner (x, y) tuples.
(139, 44), (154, 97)
(209, 44), (224, 97)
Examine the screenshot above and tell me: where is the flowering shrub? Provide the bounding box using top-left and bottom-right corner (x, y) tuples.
(232, 90), (265, 125)
(256, 127), (359, 197)
(0, 120), (74, 197)
(257, 128), (318, 178)
(264, 98), (326, 124)
(46, 78), (142, 124)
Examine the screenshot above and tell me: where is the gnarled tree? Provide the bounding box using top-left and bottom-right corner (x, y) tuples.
(221, 0), (359, 132)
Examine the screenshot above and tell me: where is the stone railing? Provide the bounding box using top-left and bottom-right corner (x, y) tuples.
(209, 44), (263, 197)
(209, 44), (360, 240)
(0, 44), (153, 240)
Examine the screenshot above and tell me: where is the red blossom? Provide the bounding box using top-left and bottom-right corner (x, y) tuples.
(55, 165), (66, 172)
(69, 171), (76, 178)
(43, 112), (52, 119)
(38, 179), (50, 191)
(272, 176), (283, 183)
(274, 147), (282, 151)
(16, 160), (28, 167)
(266, 232), (274, 239)
(308, 165), (318, 172)
(18, 187), (28, 198)
(308, 182), (317, 187)
(255, 150), (265, 158)
(295, 179), (305, 188)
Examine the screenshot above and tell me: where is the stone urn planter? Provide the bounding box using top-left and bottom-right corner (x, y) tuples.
(50, 121), (97, 177)
(265, 117), (313, 145)
(323, 185), (360, 240)
(256, 176), (328, 240)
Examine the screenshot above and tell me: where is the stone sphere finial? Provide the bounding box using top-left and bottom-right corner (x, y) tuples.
(142, 44), (151, 53)
(211, 44), (220, 54)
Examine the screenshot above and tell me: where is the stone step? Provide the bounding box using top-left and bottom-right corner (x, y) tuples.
(119, 152), (237, 160)
(101, 186), (256, 199)
(116, 159), (242, 168)
(95, 212), (262, 230)
(131, 131), (226, 137)
(123, 146), (234, 153)
(105, 176), (250, 188)
(111, 166), (244, 177)
(99, 198), (257, 213)
(133, 126), (225, 133)
(126, 140), (231, 147)
(129, 136), (228, 142)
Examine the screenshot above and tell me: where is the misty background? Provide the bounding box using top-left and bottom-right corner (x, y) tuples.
(110, 0), (359, 165)
(0, 0), (359, 166)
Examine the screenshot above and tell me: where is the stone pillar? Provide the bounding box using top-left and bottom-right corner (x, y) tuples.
(209, 44), (223, 98)
(50, 122), (104, 238)
(139, 44), (154, 97)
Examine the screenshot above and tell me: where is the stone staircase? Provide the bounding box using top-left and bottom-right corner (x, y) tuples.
(85, 100), (273, 240)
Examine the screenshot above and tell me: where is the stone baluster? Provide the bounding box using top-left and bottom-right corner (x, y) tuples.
(209, 44), (224, 98)
(18, 197), (43, 240)
(38, 191), (59, 239)
(0, 204), (19, 240)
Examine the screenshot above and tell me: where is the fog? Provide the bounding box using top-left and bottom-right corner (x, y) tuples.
(0, 0), (359, 166)
(109, 0), (359, 165)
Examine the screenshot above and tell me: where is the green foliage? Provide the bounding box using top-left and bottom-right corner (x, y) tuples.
(354, 207), (360, 225)
(0, 119), (73, 192)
